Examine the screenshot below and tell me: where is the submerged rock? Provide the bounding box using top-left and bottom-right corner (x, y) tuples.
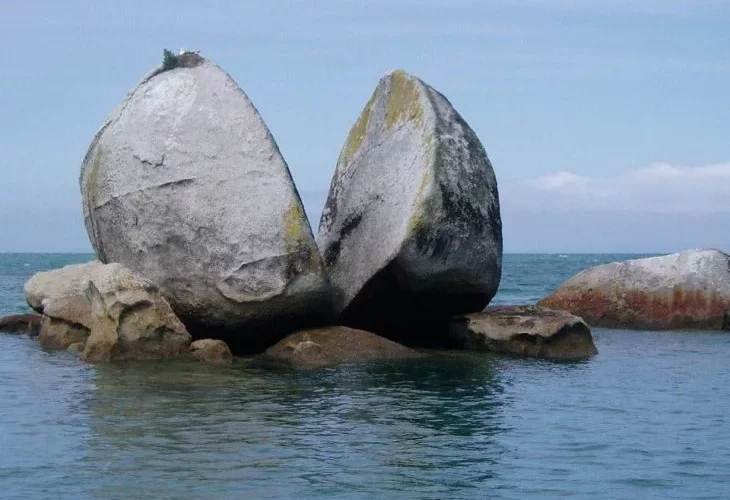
(450, 306), (597, 361)
(190, 339), (233, 364)
(82, 264), (191, 362)
(539, 249), (730, 330)
(317, 70), (502, 344)
(265, 326), (423, 369)
(0, 313), (42, 336)
(80, 52), (330, 349)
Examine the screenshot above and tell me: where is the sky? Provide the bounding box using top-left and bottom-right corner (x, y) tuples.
(1, 0), (728, 253)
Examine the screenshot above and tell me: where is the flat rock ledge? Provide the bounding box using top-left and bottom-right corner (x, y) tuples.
(449, 306), (598, 361)
(265, 326), (424, 369)
(0, 313), (42, 336)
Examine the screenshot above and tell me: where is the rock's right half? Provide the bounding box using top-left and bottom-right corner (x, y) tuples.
(317, 70), (502, 343)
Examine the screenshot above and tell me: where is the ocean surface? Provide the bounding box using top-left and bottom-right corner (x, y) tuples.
(1, 253), (729, 499)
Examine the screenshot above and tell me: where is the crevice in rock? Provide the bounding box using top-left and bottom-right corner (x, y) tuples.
(339, 262), (489, 348)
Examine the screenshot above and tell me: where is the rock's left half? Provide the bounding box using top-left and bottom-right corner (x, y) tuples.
(80, 52), (330, 350)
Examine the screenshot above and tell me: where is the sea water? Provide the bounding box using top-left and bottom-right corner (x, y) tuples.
(1, 254), (729, 499)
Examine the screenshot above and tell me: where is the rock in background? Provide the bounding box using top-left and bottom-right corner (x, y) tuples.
(80, 52), (330, 351)
(317, 70), (502, 345)
(540, 249), (730, 330)
(450, 306), (597, 361)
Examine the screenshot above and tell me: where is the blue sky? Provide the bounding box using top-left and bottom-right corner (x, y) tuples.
(1, 0), (728, 253)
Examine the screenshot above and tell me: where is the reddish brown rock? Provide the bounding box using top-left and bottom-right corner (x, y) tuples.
(0, 313), (42, 336)
(266, 326), (423, 369)
(540, 249), (730, 330)
(450, 306), (597, 361)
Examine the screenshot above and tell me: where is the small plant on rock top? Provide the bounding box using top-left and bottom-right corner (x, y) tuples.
(162, 49), (179, 71)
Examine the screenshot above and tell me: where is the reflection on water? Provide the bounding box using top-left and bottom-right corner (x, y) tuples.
(82, 354), (510, 499)
(2, 329), (730, 499)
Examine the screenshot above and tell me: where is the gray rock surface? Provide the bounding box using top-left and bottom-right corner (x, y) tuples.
(450, 306), (597, 361)
(82, 263), (191, 362)
(540, 249), (730, 330)
(265, 326), (423, 369)
(80, 52), (330, 345)
(317, 70), (502, 343)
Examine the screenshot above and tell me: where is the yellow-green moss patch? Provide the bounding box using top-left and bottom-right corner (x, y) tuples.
(385, 70), (423, 130)
(341, 91), (377, 165)
(283, 201), (308, 245)
(283, 201), (322, 272)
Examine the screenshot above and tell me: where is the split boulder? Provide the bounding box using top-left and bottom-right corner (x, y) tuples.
(79, 52), (330, 348)
(317, 70), (502, 343)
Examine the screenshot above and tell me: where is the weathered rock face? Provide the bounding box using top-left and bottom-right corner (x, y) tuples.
(317, 70), (502, 344)
(80, 52), (330, 348)
(24, 262), (100, 350)
(0, 313), (42, 336)
(82, 264), (191, 362)
(265, 326), (423, 369)
(24, 262), (102, 312)
(450, 306), (597, 361)
(539, 249), (730, 330)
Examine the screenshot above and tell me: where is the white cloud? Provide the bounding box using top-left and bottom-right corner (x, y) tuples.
(503, 161), (730, 214)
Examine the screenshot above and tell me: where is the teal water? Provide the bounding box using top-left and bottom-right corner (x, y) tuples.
(1, 254), (729, 499)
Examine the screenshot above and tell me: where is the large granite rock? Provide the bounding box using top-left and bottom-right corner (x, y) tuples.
(24, 262), (100, 350)
(317, 70), (502, 344)
(0, 313), (42, 336)
(82, 263), (191, 362)
(450, 306), (597, 361)
(539, 249), (730, 330)
(265, 326), (423, 369)
(79, 52), (330, 349)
